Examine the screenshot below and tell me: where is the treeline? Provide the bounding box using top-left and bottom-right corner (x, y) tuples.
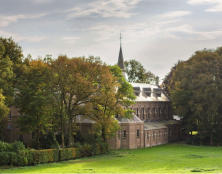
(0, 37), (136, 149)
(163, 47), (222, 146)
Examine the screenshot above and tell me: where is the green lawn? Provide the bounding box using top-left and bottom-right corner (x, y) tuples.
(1, 143), (222, 173)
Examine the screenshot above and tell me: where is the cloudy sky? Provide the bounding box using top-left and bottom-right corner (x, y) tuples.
(1, 0), (222, 81)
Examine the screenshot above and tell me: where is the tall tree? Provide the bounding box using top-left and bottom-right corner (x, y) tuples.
(0, 43), (14, 121)
(124, 59), (157, 84)
(15, 59), (54, 149)
(170, 48), (222, 145)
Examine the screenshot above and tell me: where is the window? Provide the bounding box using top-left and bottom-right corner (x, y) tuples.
(137, 129), (140, 138)
(153, 131), (155, 139)
(8, 110), (11, 121)
(133, 87), (140, 96)
(143, 87), (151, 97)
(142, 108), (144, 120)
(159, 130), (160, 137)
(32, 132), (35, 140)
(153, 108), (155, 119)
(147, 132), (149, 140)
(153, 88), (162, 97)
(123, 130), (126, 138)
(136, 108), (138, 117)
(118, 131), (120, 139)
(147, 108), (150, 119)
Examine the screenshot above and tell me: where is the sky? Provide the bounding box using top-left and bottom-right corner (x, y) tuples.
(1, 0), (222, 82)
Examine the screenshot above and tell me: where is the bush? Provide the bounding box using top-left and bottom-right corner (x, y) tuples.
(12, 141), (25, 152)
(99, 142), (109, 154)
(43, 132), (60, 149)
(0, 152), (17, 165)
(17, 149), (32, 166)
(31, 149), (59, 164)
(59, 148), (77, 161)
(56, 133), (69, 147)
(0, 141), (13, 152)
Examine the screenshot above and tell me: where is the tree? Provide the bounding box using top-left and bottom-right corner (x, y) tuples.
(170, 47), (222, 145)
(0, 37), (24, 79)
(15, 59), (54, 149)
(124, 59), (157, 84)
(0, 43), (14, 121)
(51, 56), (115, 146)
(162, 60), (184, 97)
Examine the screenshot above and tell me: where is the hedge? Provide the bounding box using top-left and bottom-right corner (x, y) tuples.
(31, 149), (60, 164)
(0, 152), (17, 165)
(0, 142), (109, 166)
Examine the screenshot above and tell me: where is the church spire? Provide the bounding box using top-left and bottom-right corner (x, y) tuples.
(117, 33), (126, 77)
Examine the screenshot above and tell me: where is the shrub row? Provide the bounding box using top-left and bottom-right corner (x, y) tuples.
(0, 142), (109, 166)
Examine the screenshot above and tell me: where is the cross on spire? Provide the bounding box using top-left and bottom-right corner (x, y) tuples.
(119, 33), (122, 46)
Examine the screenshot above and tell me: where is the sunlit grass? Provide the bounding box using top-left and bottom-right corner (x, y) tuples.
(1, 143), (222, 173)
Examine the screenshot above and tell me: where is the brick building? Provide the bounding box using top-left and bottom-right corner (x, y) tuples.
(1, 44), (181, 149)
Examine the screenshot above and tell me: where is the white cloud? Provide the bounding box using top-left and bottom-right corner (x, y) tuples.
(64, 0), (141, 19)
(187, 0), (222, 12)
(0, 13), (47, 27)
(159, 11), (192, 18)
(61, 37), (81, 44)
(69, 21), (222, 42)
(0, 30), (47, 42)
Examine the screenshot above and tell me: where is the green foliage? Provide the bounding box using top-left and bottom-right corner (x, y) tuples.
(0, 152), (17, 166)
(12, 141), (25, 152)
(59, 148), (78, 161)
(43, 132), (60, 149)
(31, 149), (60, 164)
(124, 59), (157, 84)
(169, 47), (222, 145)
(0, 141), (13, 152)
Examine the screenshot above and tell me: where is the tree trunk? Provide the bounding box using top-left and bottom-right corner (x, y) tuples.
(37, 127), (39, 150)
(68, 117), (73, 146)
(60, 103), (65, 148)
(61, 117), (64, 149)
(101, 125), (106, 142)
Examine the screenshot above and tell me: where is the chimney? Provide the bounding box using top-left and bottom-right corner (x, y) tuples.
(155, 76), (159, 86)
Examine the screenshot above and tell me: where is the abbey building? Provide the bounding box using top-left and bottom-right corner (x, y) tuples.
(1, 44), (181, 149)
(107, 45), (181, 149)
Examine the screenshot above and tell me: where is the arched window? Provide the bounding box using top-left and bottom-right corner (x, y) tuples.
(136, 108), (138, 117)
(118, 131), (120, 139)
(8, 110), (11, 121)
(162, 107), (165, 118)
(153, 131), (155, 140)
(147, 132), (149, 140)
(142, 107), (144, 120)
(147, 108), (150, 120)
(123, 130), (126, 138)
(159, 130), (160, 137)
(153, 107), (155, 119)
(137, 129), (140, 138)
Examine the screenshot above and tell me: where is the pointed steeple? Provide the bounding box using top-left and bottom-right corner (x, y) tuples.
(117, 33), (126, 78)
(118, 45), (125, 70)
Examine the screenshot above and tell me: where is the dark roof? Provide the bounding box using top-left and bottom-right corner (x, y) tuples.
(143, 87), (151, 93)
(133, 87), (140, 93)
(153, 88), (162, 94)
(117, 46), (125, 70)
(7, 125), (13, 130)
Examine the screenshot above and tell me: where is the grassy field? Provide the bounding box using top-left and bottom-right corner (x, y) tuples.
(1, 143), (222, 173)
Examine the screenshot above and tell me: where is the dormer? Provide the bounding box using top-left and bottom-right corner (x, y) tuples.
(153, 88), (162, 97)
(133, 87), (140, 96)
(143, 87), (151, 97)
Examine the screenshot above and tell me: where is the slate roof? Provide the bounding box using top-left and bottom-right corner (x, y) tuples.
(144, 120), (180, 130)
(117, 46), (125, 70)
(130, 83), (170, 102)
(117, 114), (143, 123)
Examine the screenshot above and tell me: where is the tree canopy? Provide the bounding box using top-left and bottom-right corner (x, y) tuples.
(124, 59), (157, 84)
(168, 47), (222, 145)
